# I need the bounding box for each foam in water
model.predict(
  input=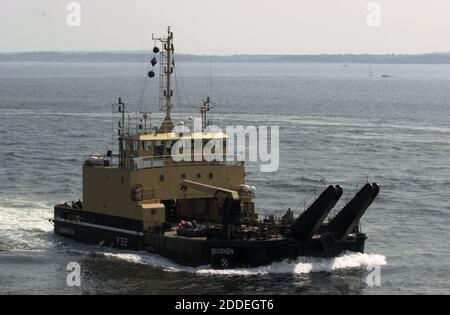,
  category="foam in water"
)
[94,250,387,276]
[0,197,54,250]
